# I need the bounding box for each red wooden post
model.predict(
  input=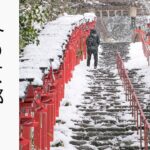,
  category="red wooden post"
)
[20,136,30,150]
[68,44,72,81]
[136,106,139,134]
[34,108,47,150]
[140,114,142,149]
[21,127,31,150]
[41,110,48,150]
[59,63,65,100]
